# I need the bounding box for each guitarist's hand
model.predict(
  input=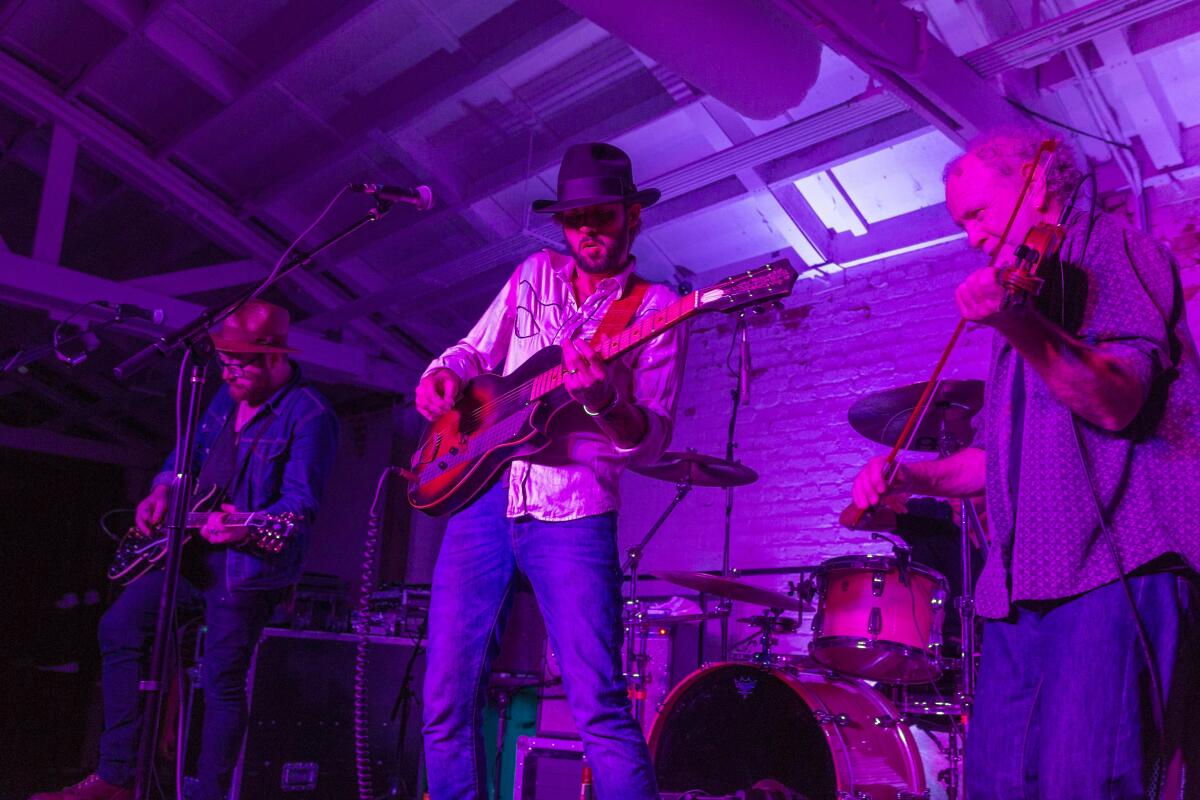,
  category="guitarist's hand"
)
[416,368,462,420]
[135,484,170,535]
[199,503,250,545]
[562,339,614,410]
